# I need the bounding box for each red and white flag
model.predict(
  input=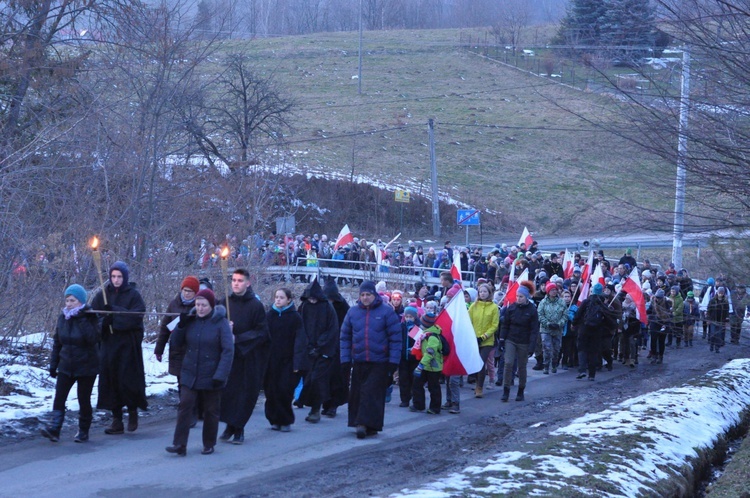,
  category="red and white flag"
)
[576,251,595,304]
[591,261,605,287]
[436,294,483,376]
[622,269,648,325]
[562,249,574,279]
[369,242,385,266]
[518,226,533,247]
[333,224,354,251]
[502,268,529,306]
[450,249,462,283]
